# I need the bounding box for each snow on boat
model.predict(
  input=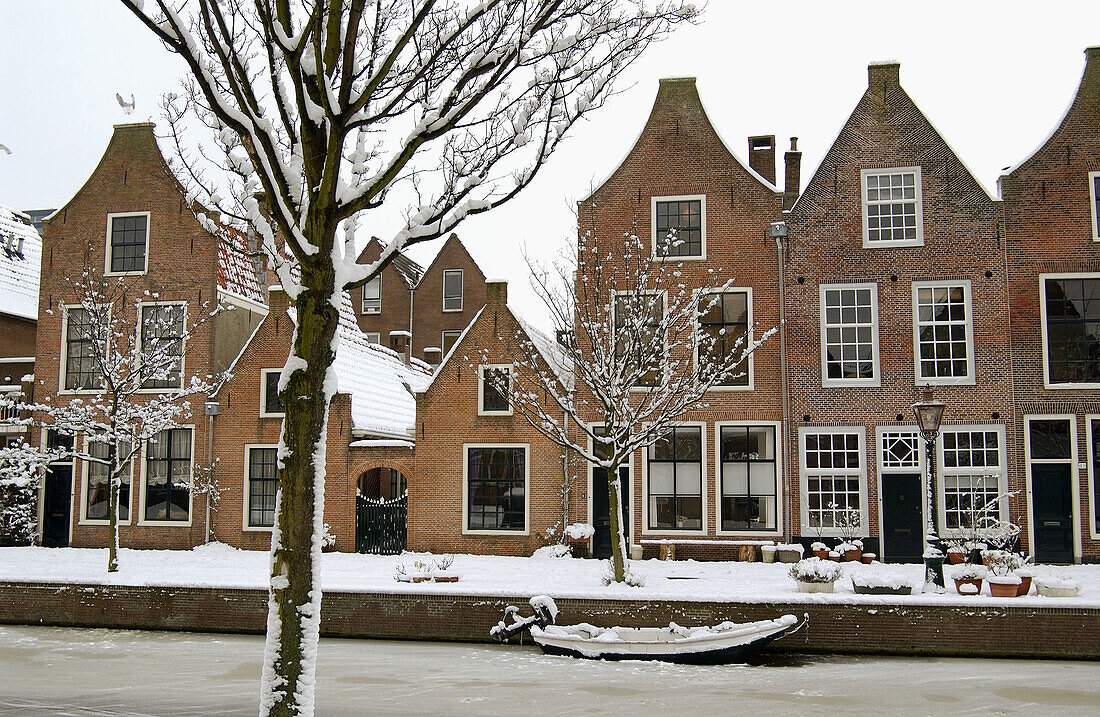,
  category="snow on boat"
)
[491,596,800,664]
